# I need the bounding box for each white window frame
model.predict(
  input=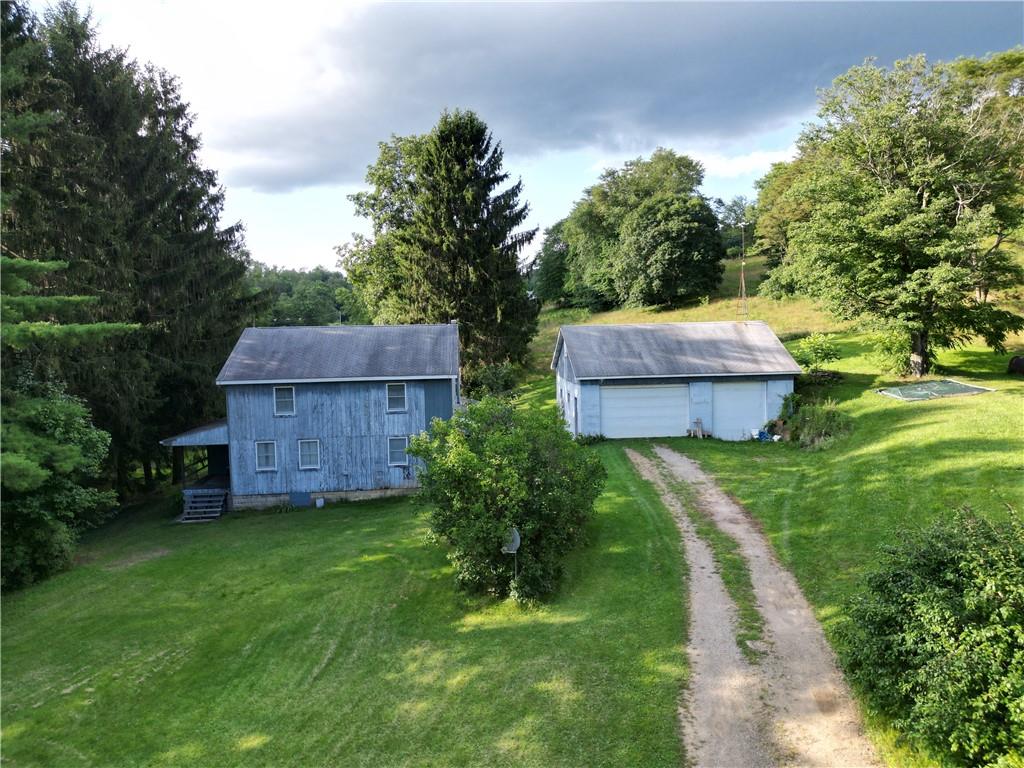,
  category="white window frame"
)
[297,439,321,470]
[273,386,296,417]
[387,436,409,467]
[386,382,407,413]
[255,441,277,472]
